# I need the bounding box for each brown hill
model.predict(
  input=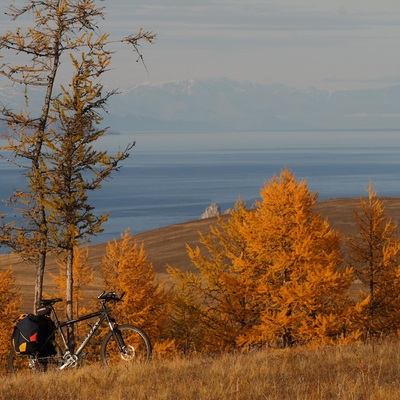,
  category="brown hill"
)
[2,197,400,309]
